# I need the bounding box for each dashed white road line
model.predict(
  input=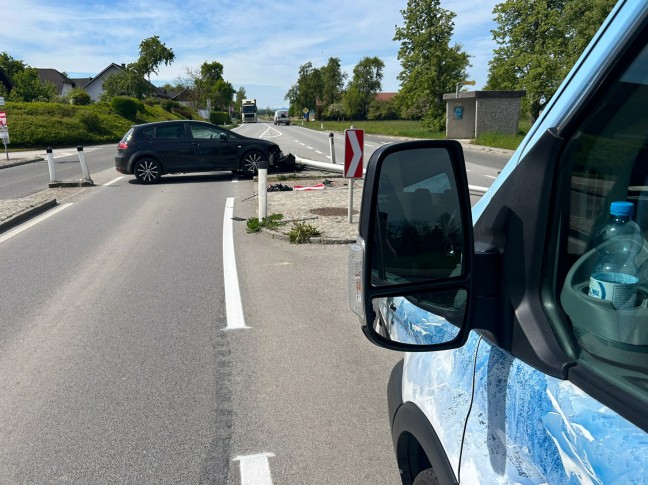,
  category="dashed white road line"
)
[484,174,497,180]
[0,203,73,244]
[103,176,124,186]
[223,197,248,330]
[233,453,274,485]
